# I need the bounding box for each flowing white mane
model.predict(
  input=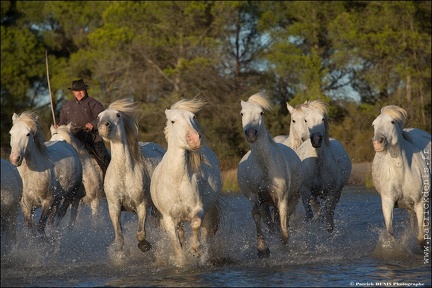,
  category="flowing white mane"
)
[108,99,141,161]
[380,105,412,142]
[380,105,408,127]
[248,93,272,111]
[305,99,329,115]
[170,97,207,113]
